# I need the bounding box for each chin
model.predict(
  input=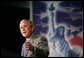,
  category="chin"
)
[23,35,30,38]
[22,34,27,37]
[23,35,27,37]
[26,35,30,38]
